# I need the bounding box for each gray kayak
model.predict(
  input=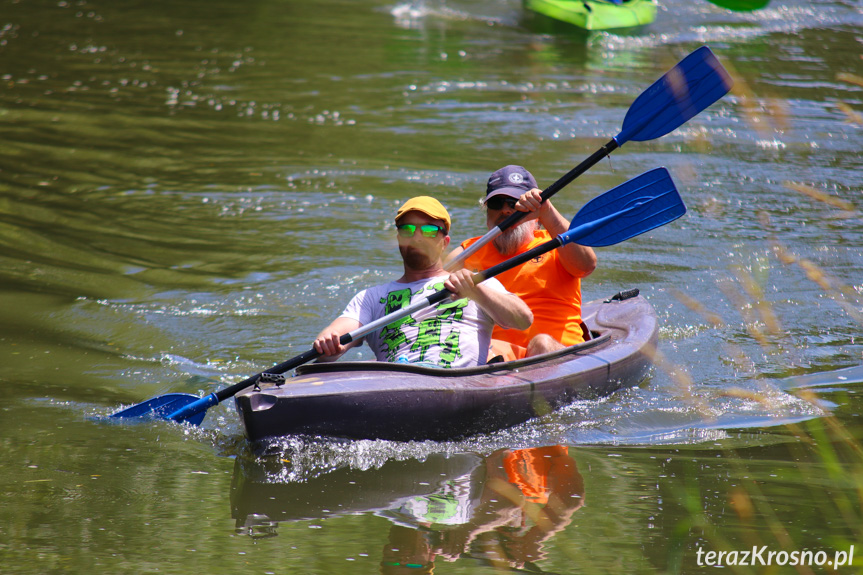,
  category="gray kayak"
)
[235,290,657,442]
